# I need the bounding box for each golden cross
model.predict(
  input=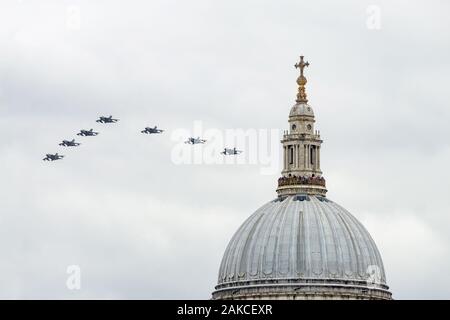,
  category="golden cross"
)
[294,56,309,77]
